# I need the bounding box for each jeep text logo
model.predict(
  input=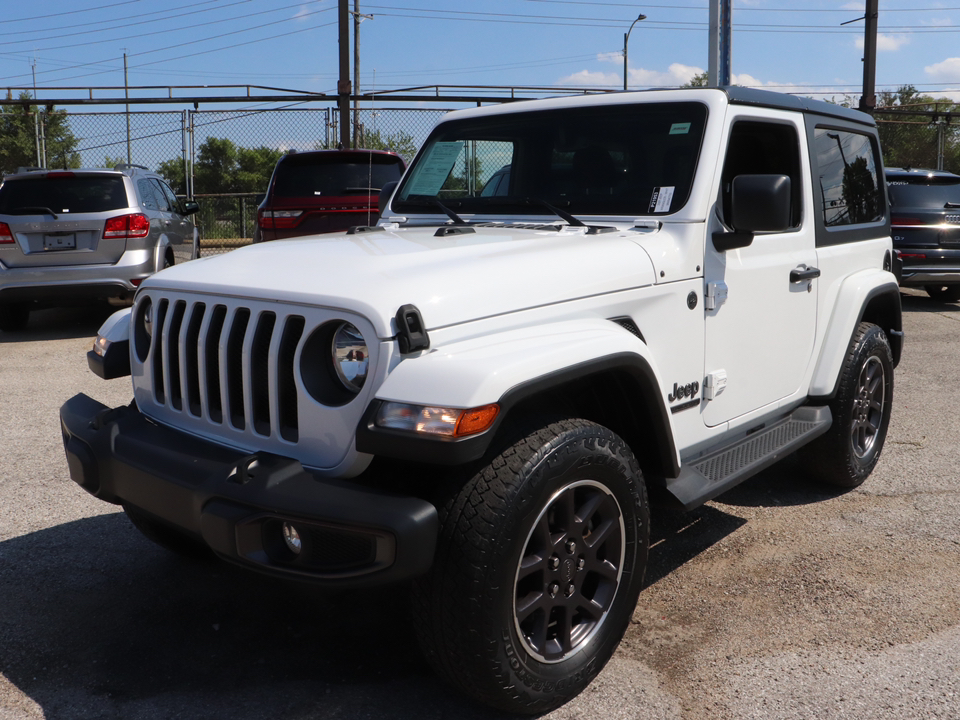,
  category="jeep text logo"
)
[668,381,700,403]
